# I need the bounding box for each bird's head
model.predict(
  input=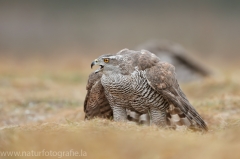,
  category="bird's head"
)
[91,55,120,74]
